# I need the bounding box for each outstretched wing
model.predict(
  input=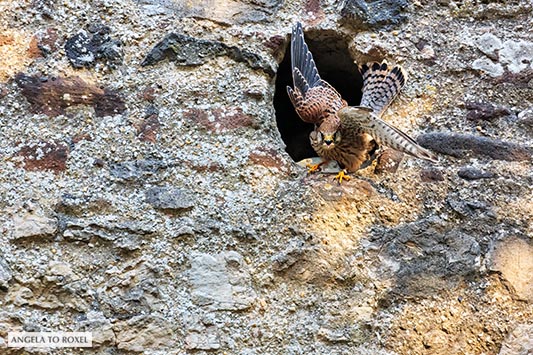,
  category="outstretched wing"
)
[286,22,345,124]
[359,61,406,118]
[338,106,438,162]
